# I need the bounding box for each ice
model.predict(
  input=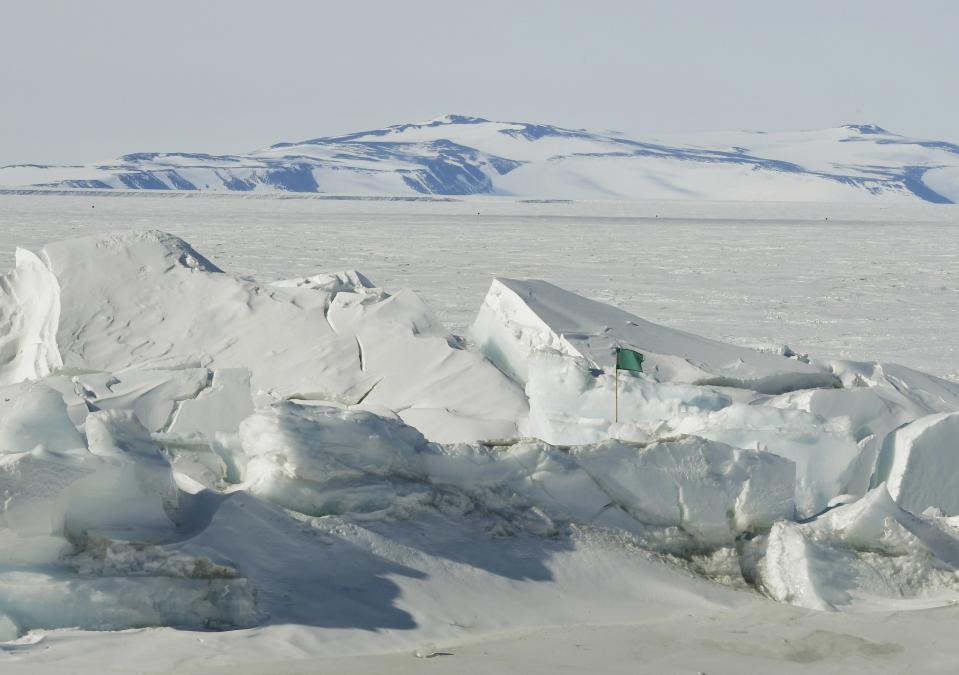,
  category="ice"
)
[0,448,98,565]
[571,436,795,547]
[471,277,840,392]
[0,410,179,565]
[238,401,793,549]
[521,336,856,516]
[874,412,959,515]
[0,248,62,386]
[72,368,211,432]
[1,223,959,666]
[240,402,430,516]
[41,229,526,443]
[473,278,959,517]
[167,368,254,438]
[78,410,180,537]
[0,569,257,633]
[0,380,84,454]
[760,486,959,610]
